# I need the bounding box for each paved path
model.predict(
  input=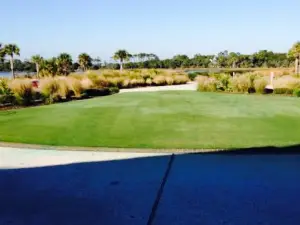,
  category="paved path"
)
[1,147,300,225]
[119,82,197,93]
